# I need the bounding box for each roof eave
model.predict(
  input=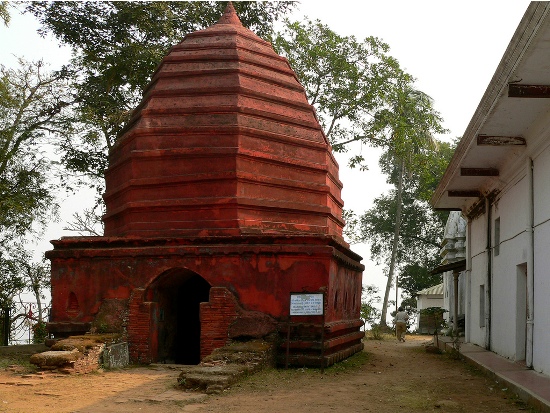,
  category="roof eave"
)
[431,2,550,211]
